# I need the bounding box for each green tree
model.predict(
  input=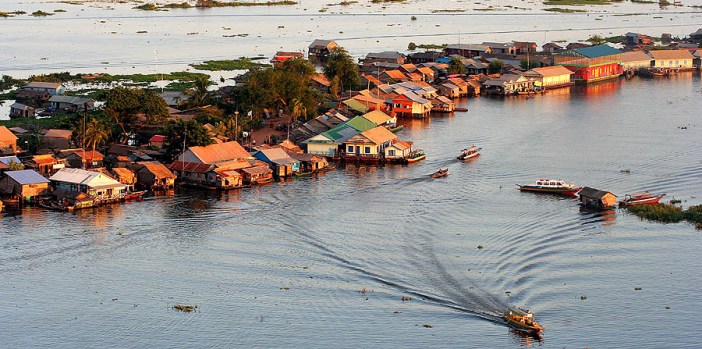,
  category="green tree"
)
[290,98,307,124]
[323,47,360,92]
[520,59,539,70]
[215,118,239,142]
[84,118,110,152]
[408,42,417,50]
[448,57,466,75]
[163,119,214,161]
[330,75,340,99]
[488,60,504,74]
[586,35,606,46]
[186,75,213,108]
[104,86,168,142]
[8,160,24,171]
